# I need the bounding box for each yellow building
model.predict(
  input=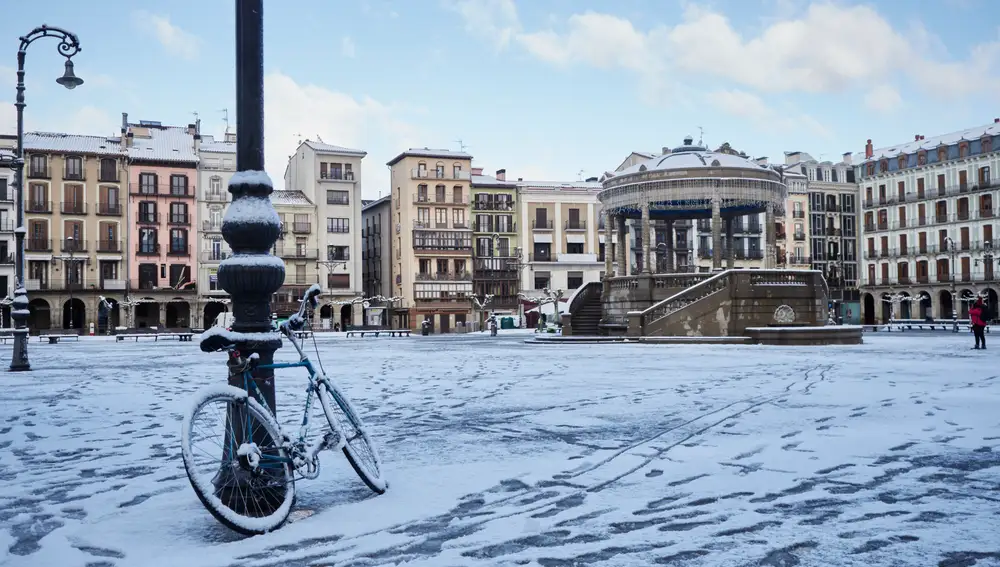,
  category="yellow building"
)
[387,148,473,332]
[471,168,519,319]
[269,190,321,318]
